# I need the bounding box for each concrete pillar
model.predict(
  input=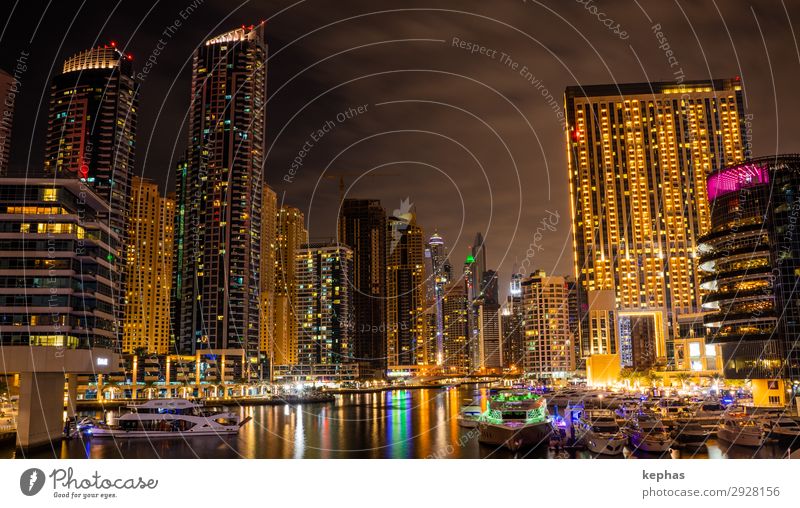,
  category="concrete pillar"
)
[16,372,65,450]
[66,374,78,417]
[97,374,104,402]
